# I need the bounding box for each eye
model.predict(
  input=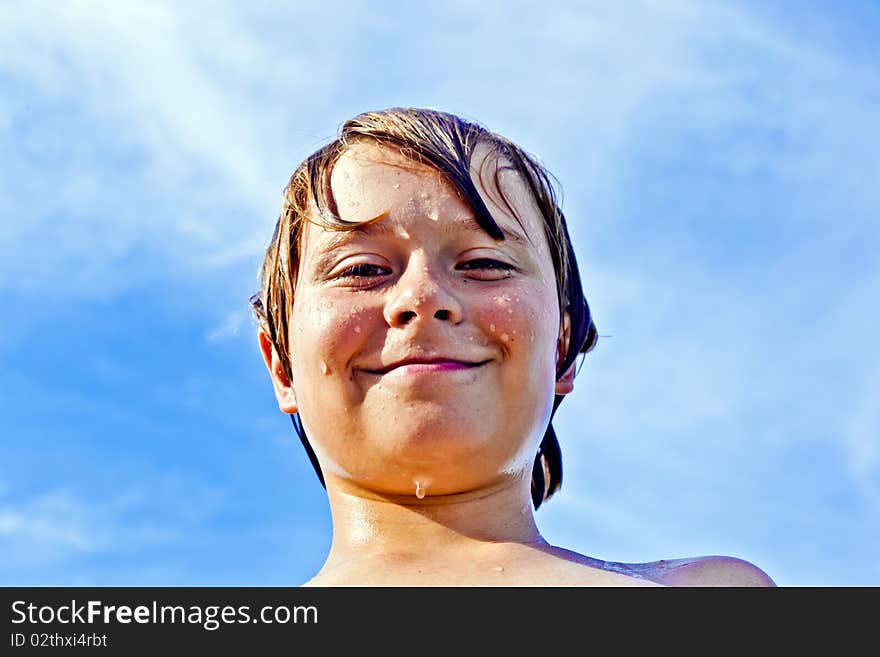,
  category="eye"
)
[456,258,514,277]
[337,263,391,278]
